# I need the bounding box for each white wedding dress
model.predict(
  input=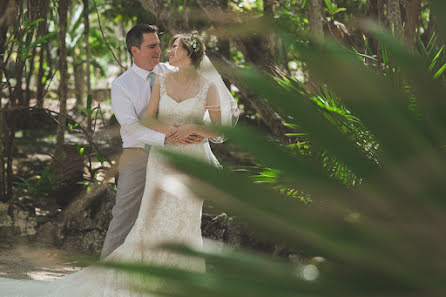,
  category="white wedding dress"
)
[0,75,220,297]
